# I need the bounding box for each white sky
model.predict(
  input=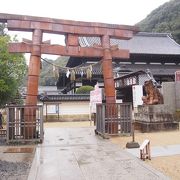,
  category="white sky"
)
[0,0,170,60]
[1,0,170,25]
